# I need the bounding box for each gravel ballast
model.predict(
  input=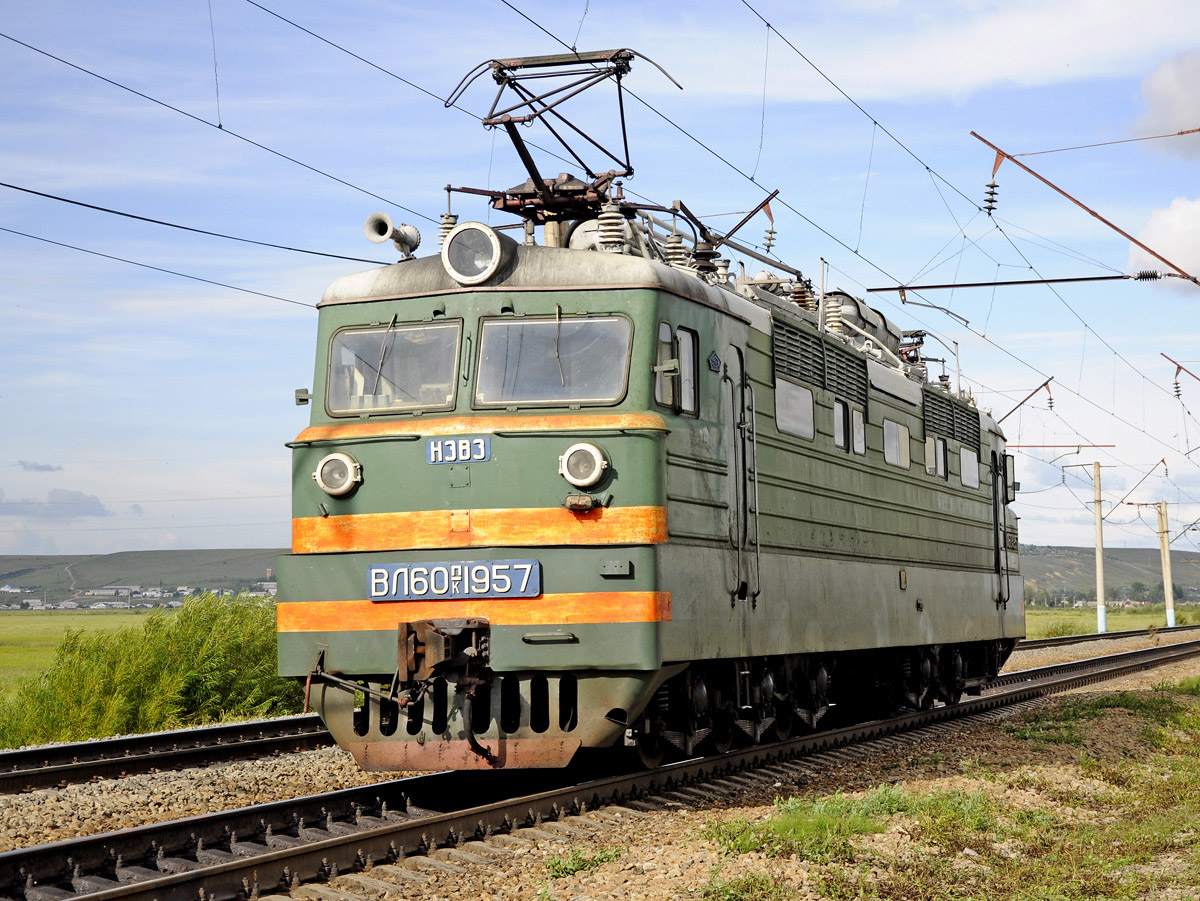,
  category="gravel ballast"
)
[2,635,1197,875]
